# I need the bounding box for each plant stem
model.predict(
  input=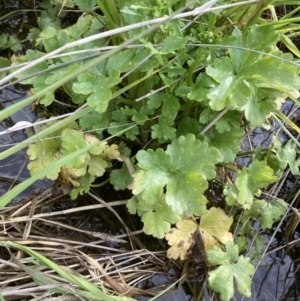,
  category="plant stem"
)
[184,48,203,117]
[246,0,274,27]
